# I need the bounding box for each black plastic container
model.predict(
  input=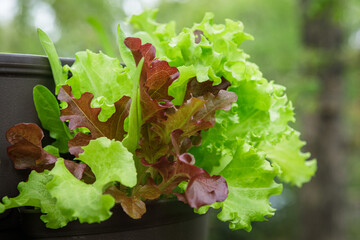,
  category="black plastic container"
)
[0,53,73,238]
[0,53,209,239]
[21,199,208,240]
